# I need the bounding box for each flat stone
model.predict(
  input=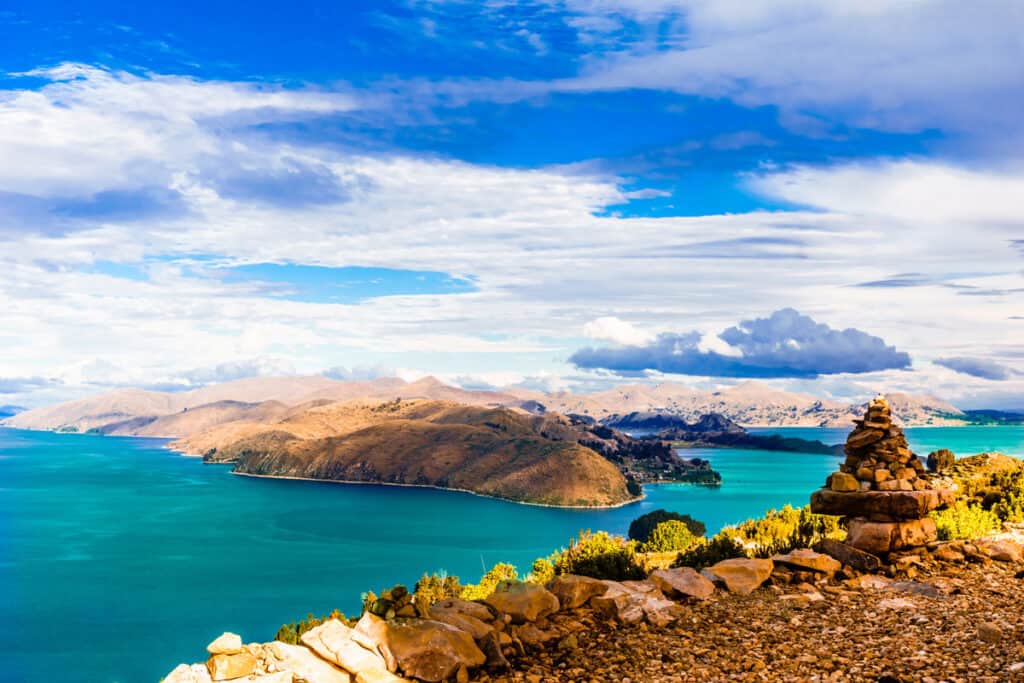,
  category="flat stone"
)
[207,632,244,655]
[810,488,955,520]
[847,428,885,449]
[545,574,608,609]
[829,472,859,492]
[704,558,774,595]
[771,549,841,575]
[427,599,494,623]
[846,517,938,554]
[265,641,353,683]
[484,582,559,624]
[301,619,408,683]
[649,567,715,600]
